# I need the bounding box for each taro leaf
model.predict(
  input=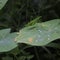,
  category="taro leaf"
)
[0,0,8,10]
[0,29,18,52]
[15,19,60,46]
